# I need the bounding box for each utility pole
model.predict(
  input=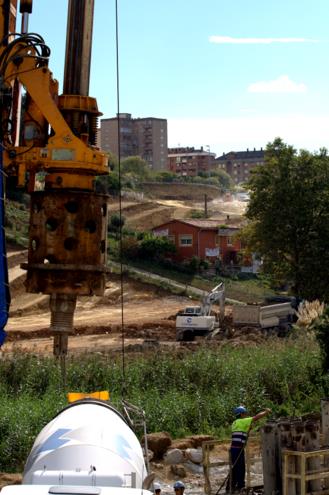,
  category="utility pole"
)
[204,194,208,218]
